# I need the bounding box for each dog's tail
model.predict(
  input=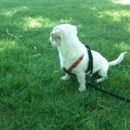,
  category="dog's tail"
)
[109,52,127,66]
